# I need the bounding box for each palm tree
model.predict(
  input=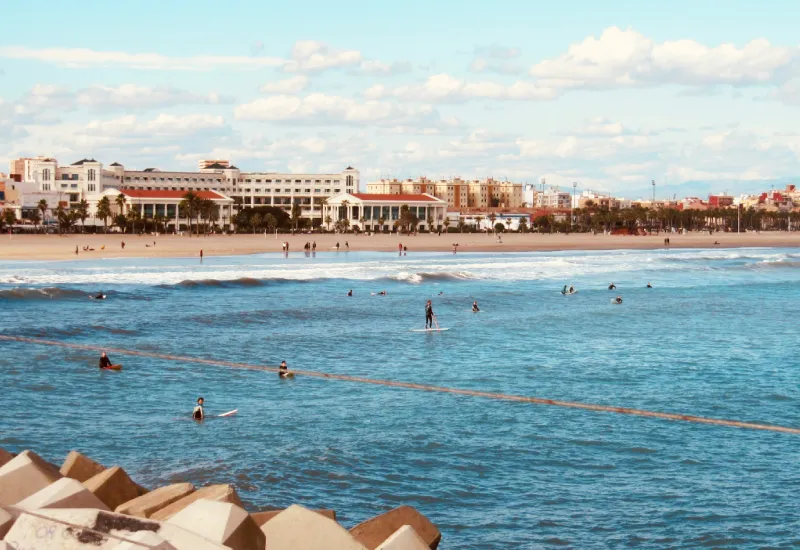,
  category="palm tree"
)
[251,213,262,234]
[359,216,366,231]
[198,199,217,234]
[114,214,127,233]
[488,212,497,234]
[443,217,451,233]
[115,193,127,216]
[179,191,200,236]
[506,217,512,231]
[456,218,465,233]
[518,216,529,233]
[427,215,434,232]
[475,216,484,232]
[3,208,16,229]
[290,203,302,231]
[76,199,89,233]
[126,206,141,234]
[378,216,385,233]
[37,199,48,228]
[324,215,333,231]
[30,209,41,231]
[265,213,277,233]
[54,204,66,234]
[96,196,112,233]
